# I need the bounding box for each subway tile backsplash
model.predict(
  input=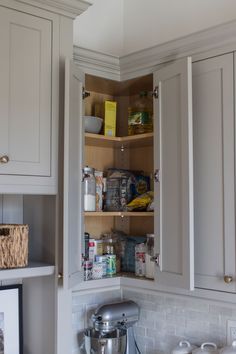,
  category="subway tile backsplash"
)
[72,287,236,354]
